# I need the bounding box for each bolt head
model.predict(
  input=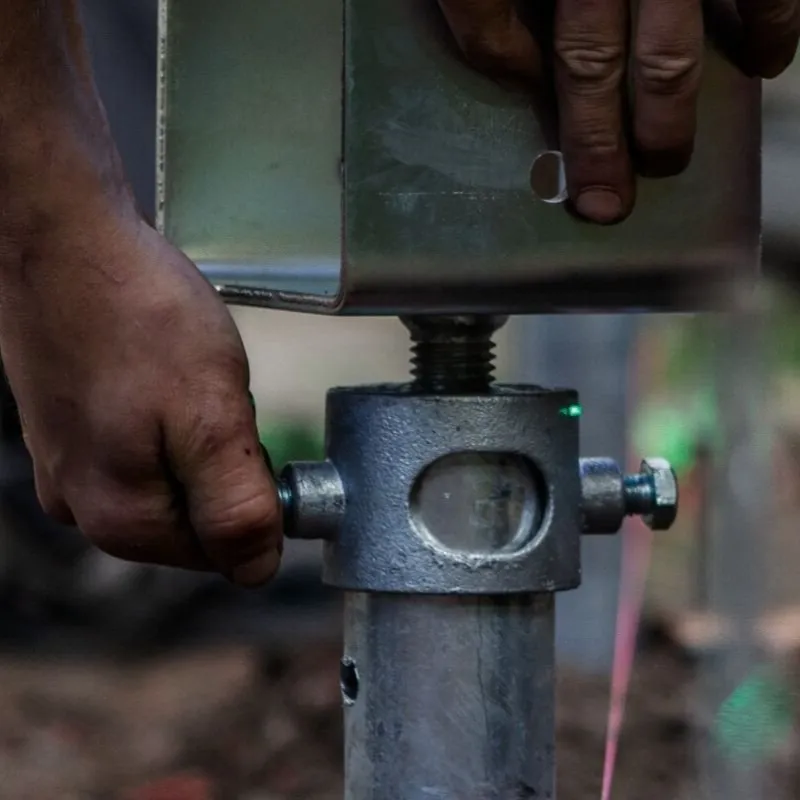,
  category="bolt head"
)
[640,457,678,531]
